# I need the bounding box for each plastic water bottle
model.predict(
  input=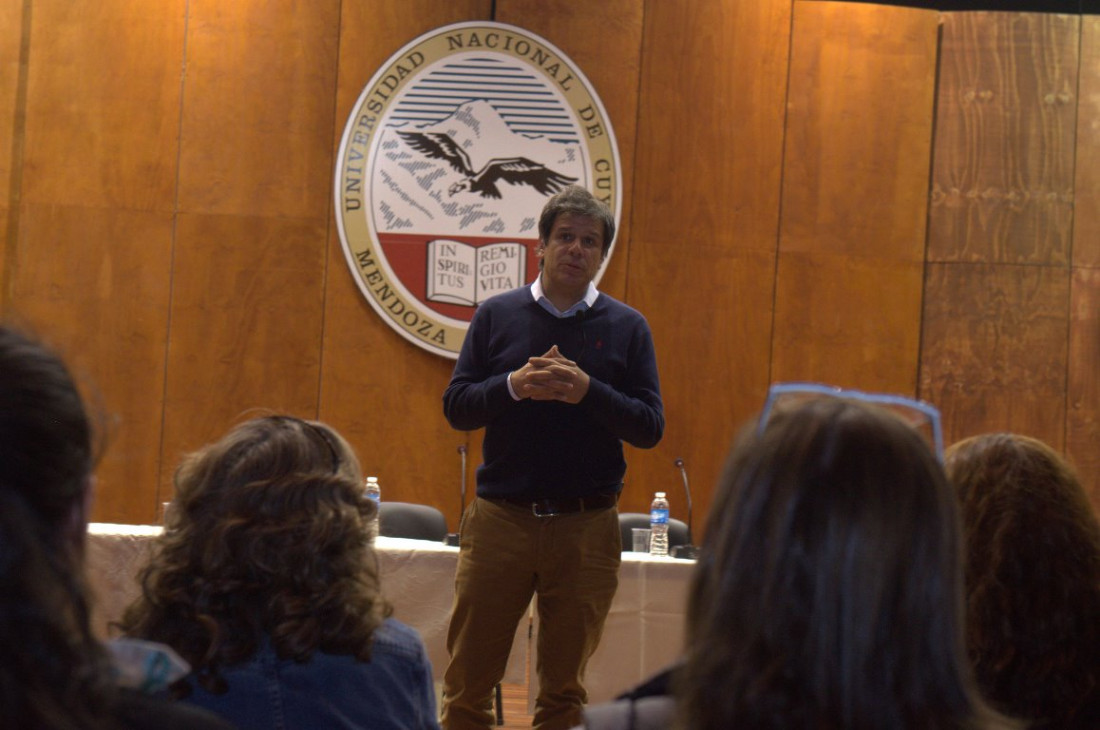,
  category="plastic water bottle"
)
[365,476,381,504]
[650,491,670,557]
